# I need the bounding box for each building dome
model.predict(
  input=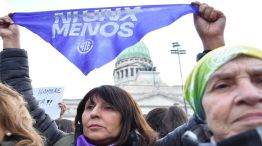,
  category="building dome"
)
[117,42,151,61]
[114,41,154,85]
